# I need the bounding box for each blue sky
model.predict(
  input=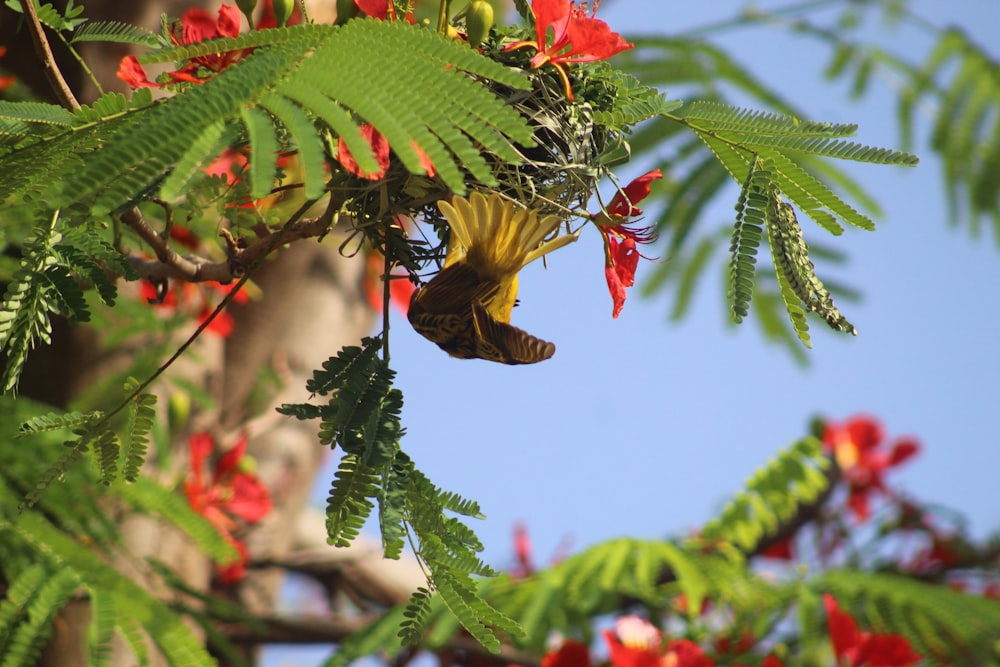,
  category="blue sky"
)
[268,1,1000,663]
